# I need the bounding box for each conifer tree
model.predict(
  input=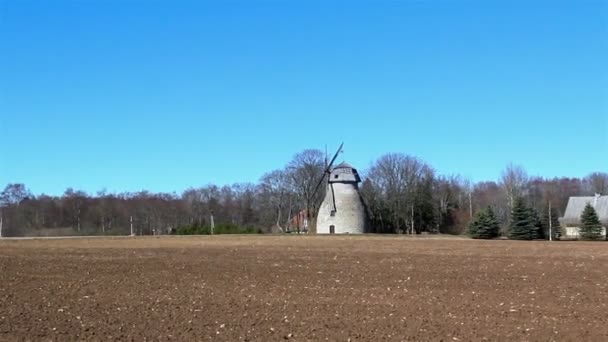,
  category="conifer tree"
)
[483,206,500,238]
[579,203,603,240]
[467,210,482,238]
[508,197,537,240]
[468,206,500,239]
[528,207,544,239]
